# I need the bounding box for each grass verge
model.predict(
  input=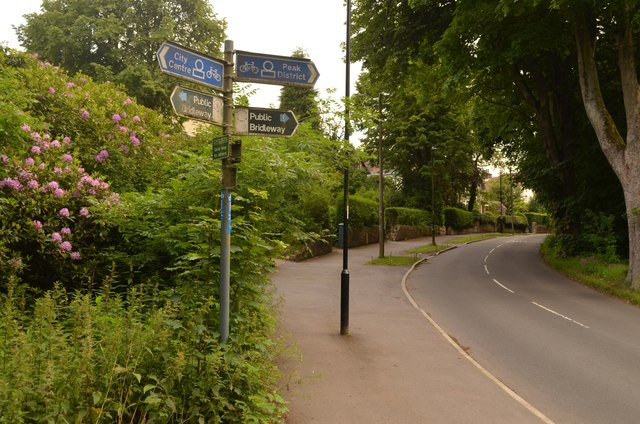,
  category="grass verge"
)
[540,238,640,305]
[368,256,420,266]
